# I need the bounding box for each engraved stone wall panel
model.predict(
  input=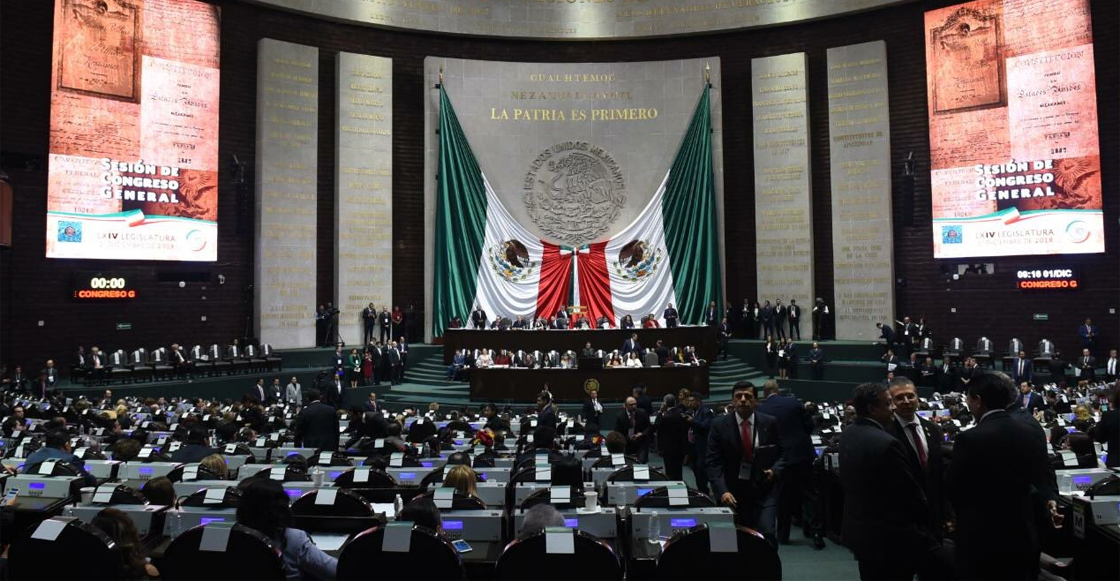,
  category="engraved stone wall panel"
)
[336,52,392,346]
[827,40,895,340]
[255,39,319,349]
[752,52,813,340]
[246,0,911,40]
